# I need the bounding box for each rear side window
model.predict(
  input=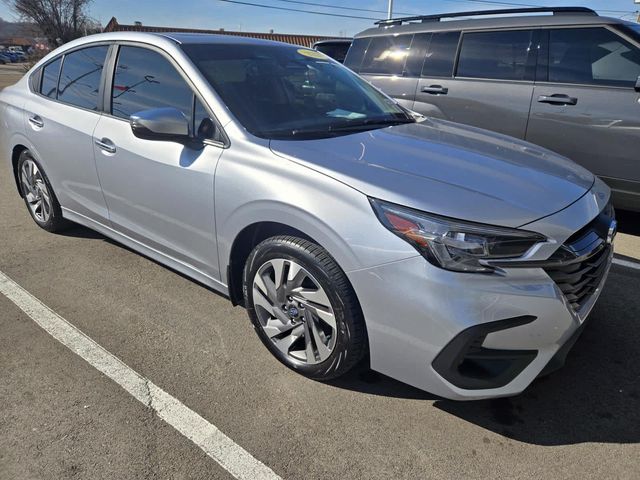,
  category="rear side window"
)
[40,57,62,99]
[548,28,640,87]
[344,37,369,72]
[58,46,109,110]
[422,31,460,78]
[111,46,193,120]
[359,35,413,75]
[457,30,536,81]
